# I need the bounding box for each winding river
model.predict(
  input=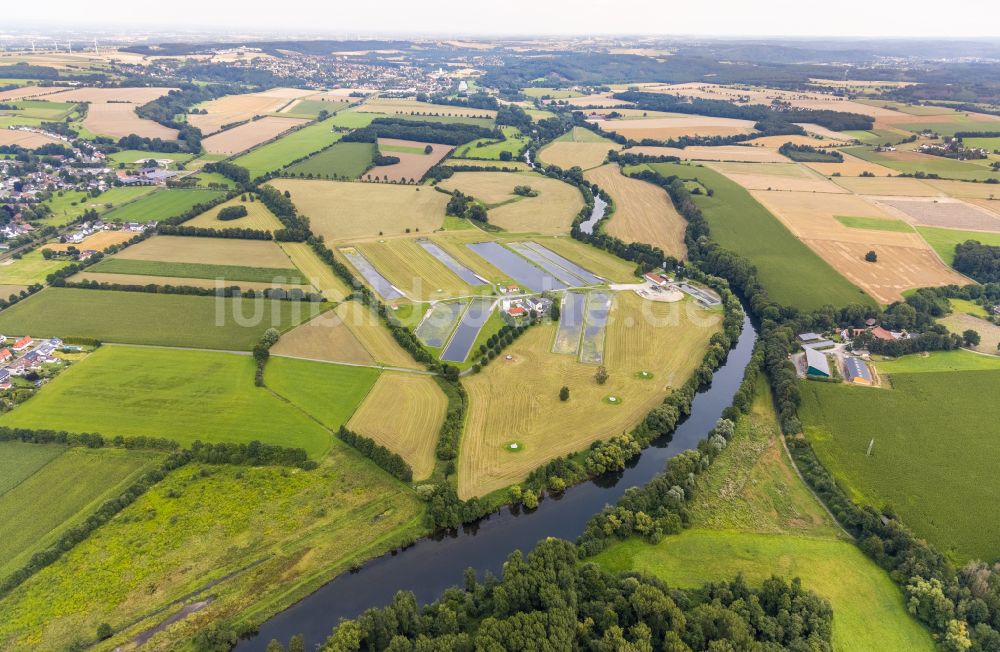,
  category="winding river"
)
[238,312,758,649]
